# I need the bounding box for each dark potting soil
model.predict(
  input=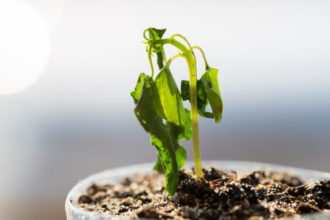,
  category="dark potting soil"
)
[78,167,330,219]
